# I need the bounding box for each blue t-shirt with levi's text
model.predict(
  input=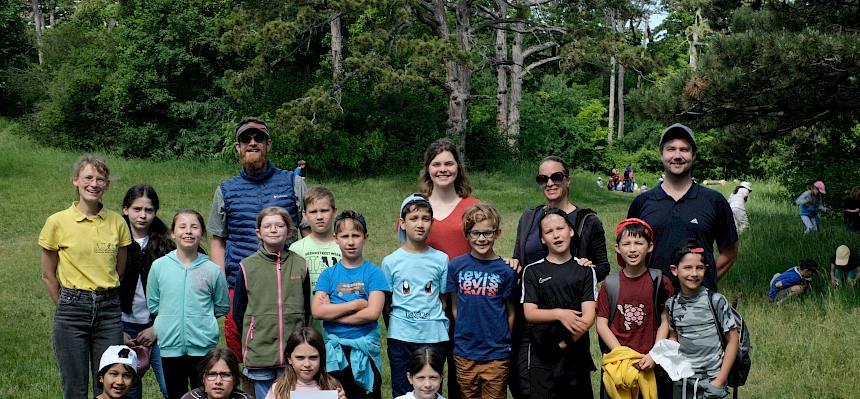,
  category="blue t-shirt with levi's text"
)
[314,261,390,339]
[447,253,517,361]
